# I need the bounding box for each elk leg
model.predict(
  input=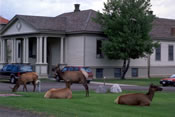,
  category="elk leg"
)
[83,83,89,97]
[66,81,71,89]
[32,81,36,92]
[23,83,27,92]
